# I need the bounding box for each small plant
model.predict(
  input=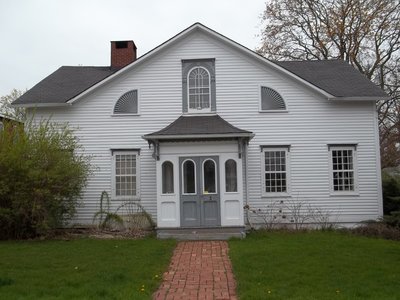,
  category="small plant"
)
[116,201,155,230]
[349,221,400,241]
[284,199,314,230]
[245,200,285,230]
[92,191,123,230]
[245,198,336,230]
